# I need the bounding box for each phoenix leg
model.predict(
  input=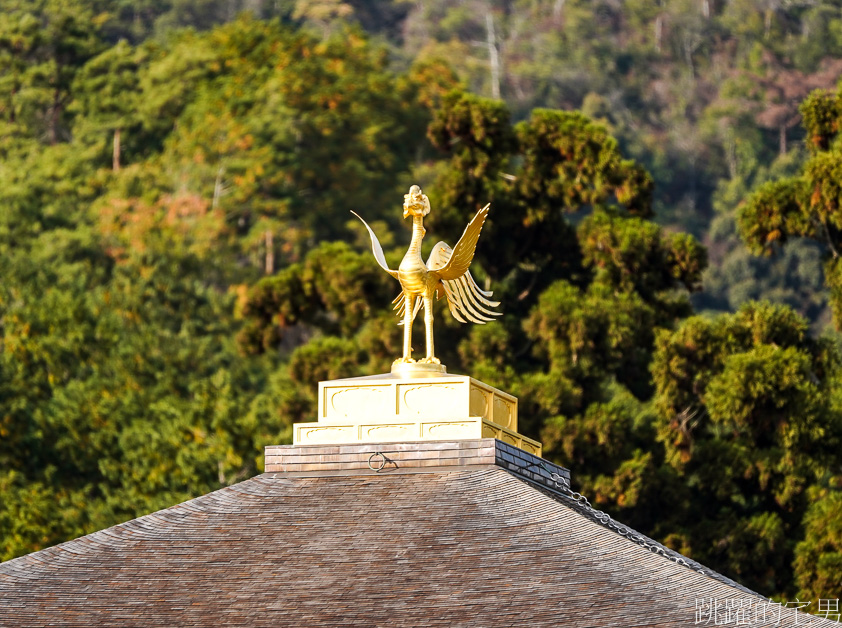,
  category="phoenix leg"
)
[400,294,415,363]
[421,294,439,364]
